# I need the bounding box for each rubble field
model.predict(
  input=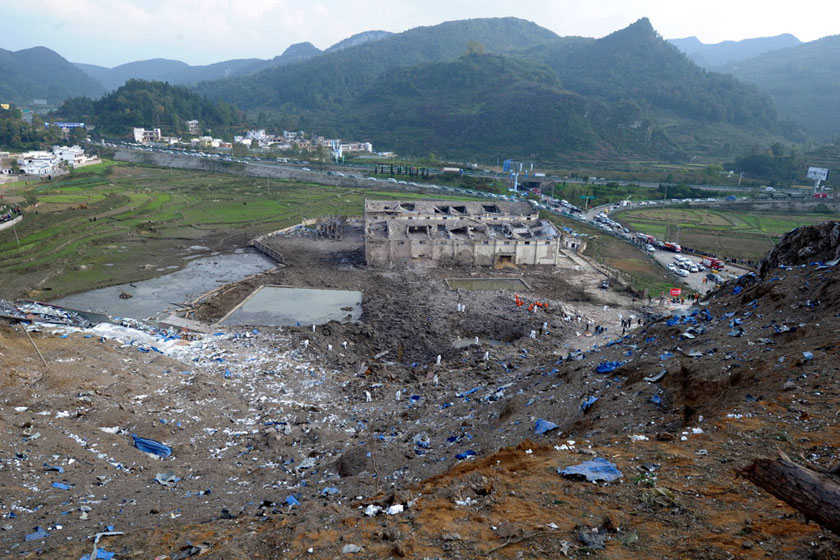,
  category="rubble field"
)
[1,222,838,559]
